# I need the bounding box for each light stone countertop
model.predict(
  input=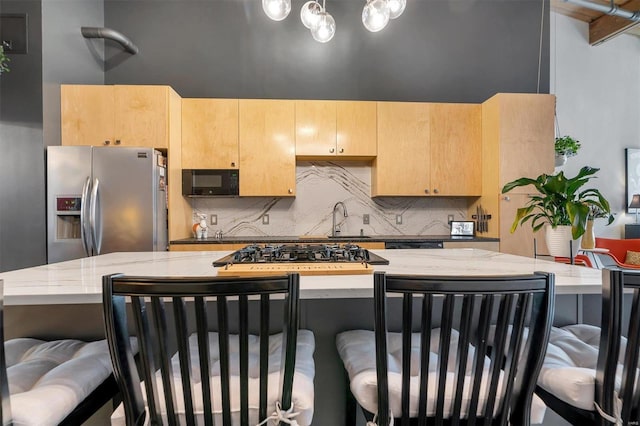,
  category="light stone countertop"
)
[0,249,603,306]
